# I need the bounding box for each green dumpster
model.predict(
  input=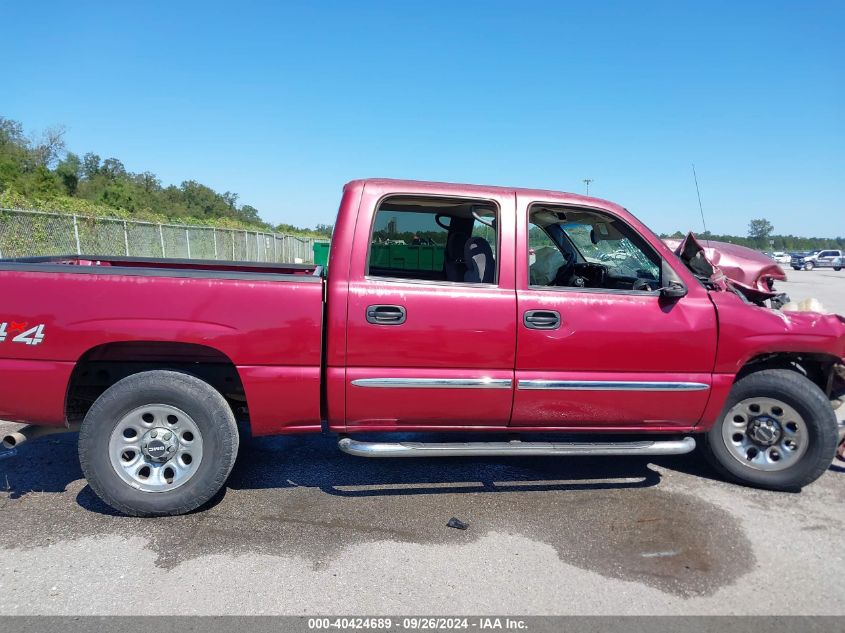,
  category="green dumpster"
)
[313,241,330,267]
